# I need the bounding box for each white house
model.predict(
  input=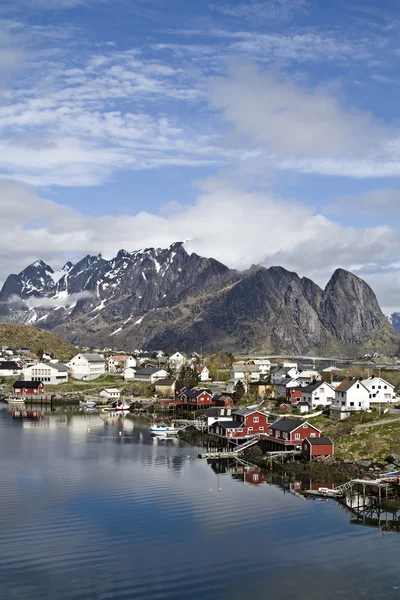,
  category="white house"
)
[253,359,272,376]
[123,367,137,381]
[330,379,370,420]
[67,353,105,380]
[197,365,211,382]
[206,407,235,429]
[297,370,322,385]
[361,376,396,405]
[271,366,299,384]
[23,361,69,385]
[0,361,22,377]
[231,364,261,383]
[128,368,169,384]
[301,381,335,410]
[99,388,121,401]
[168,352,187,372]
[107,355,137,372]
